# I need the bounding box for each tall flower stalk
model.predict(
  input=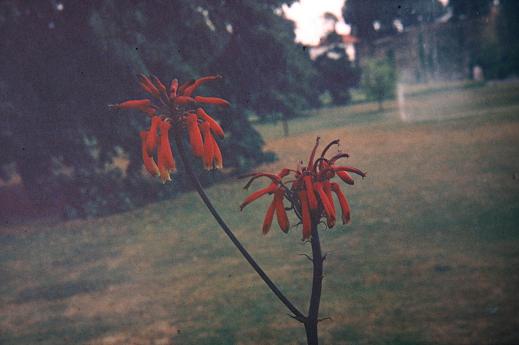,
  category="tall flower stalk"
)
[240,137,365,343]
[111,75,365,345]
